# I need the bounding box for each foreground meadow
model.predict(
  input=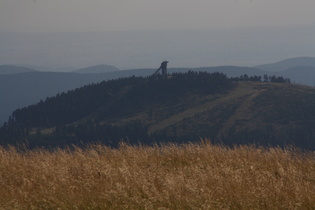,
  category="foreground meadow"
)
[0,141,314,209]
